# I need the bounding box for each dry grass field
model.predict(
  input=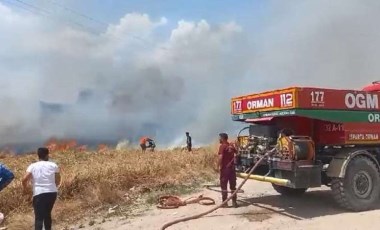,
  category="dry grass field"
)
[0,147,218,229]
